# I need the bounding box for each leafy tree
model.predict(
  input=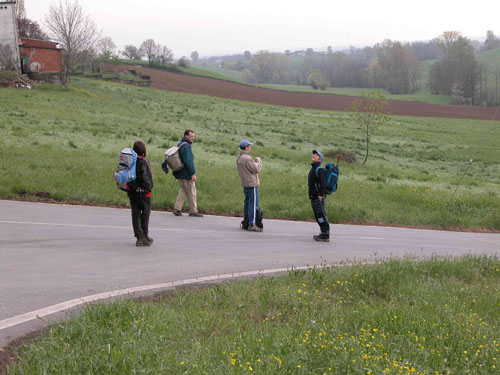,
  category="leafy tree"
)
[247,51,289,84]
[307,69,328,90]
[430,31,485,105]
[243,50,252,60]
[190,50,199,64]
[347,90,391,165]
[122,45,143,60]
[178,56,189,67]
[372,39,420,94]
[483,30,500,51]
[44,0,100,83]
